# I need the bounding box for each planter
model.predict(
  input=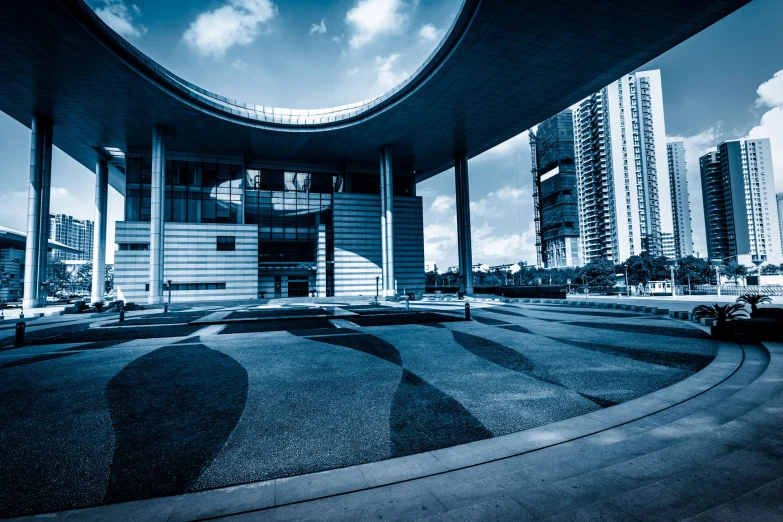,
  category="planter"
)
[710,323,734,341]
